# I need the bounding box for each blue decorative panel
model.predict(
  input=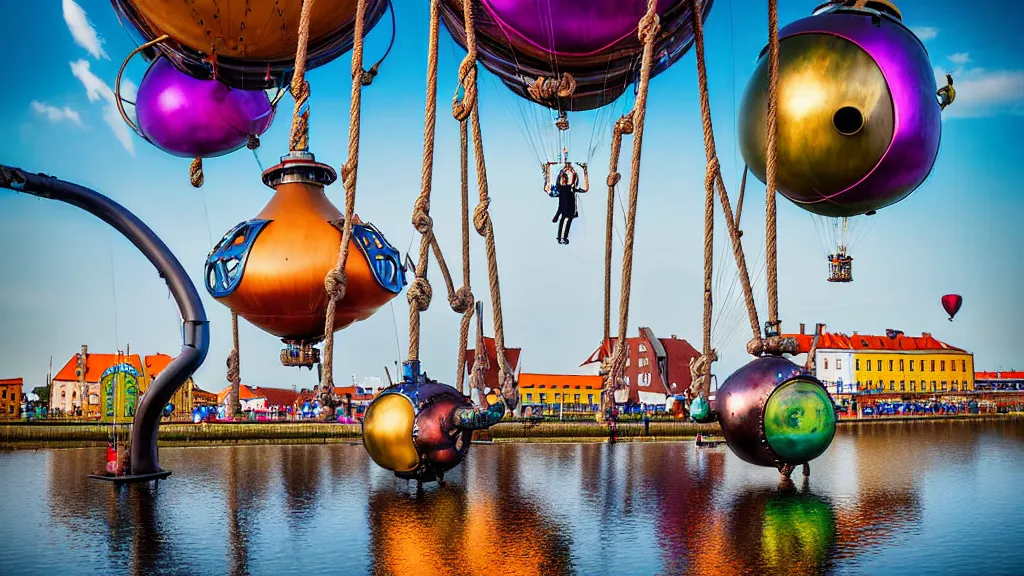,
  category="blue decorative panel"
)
[204,219,271,298]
